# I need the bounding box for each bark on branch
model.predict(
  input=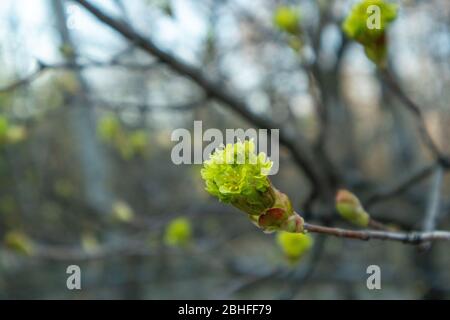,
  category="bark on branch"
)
[304,223,450,244]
